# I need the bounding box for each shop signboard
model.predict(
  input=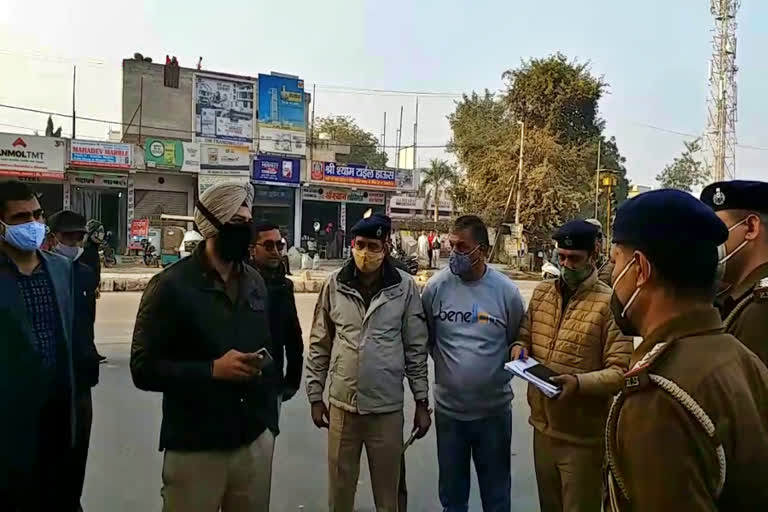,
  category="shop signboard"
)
[389,195,452,211]
[310,161,396,189]
[145,139,201,173]
[68,172,128,188]
[194,74,255,146]
[396,169,415,190]
[130,218,150,237]
[198,174,250,197]
[0,134,66,179]
[257,74,306,156]
[302,186,386,205]
[198,144,250,176]
[252,155,300,187]
[70,140,132,170]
